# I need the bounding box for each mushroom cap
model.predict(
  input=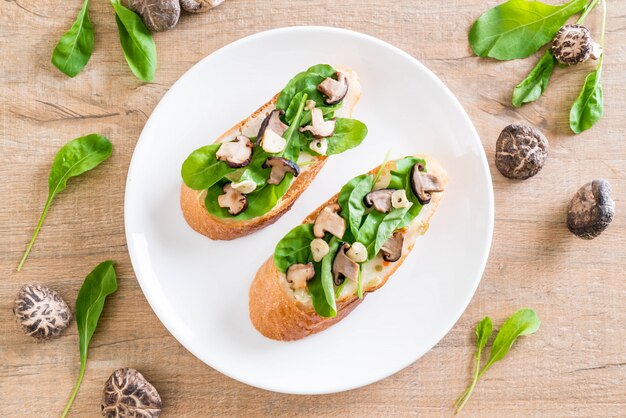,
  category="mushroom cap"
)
[121,0,180,32]
[332,243,360,285]
[216,135,253,168]
[317,72,349,105]
[180,0,224,13]
[364,189,395,213]
[102,368,162,418]
[551,24,594,66]
[217,183,248,215]
[567,179,615,240]
[13,283,72,340]
[313,204,346,239]
[263,157,300,185]
[286,263,315,290]
[495,124,549,180]
[410,163,445,204]
[380,231,404,262]
[299,107,336,138]
[257,109,288,146]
